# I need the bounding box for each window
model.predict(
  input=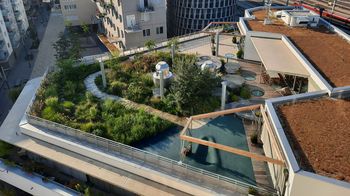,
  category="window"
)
[156,26,163,34]
[143,29,151,37]
[64,4,77,10]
